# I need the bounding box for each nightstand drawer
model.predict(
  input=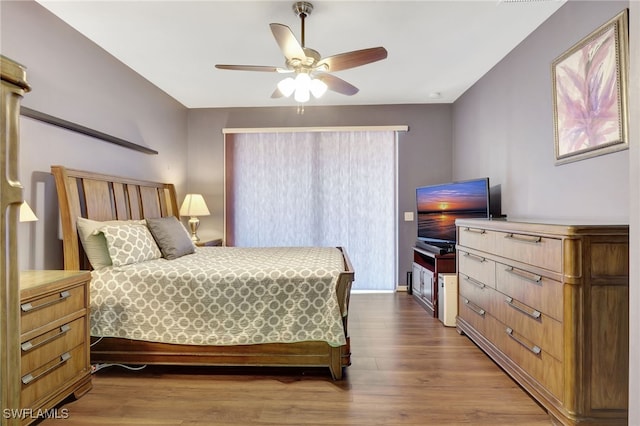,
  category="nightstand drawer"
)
[21,284,86,334]
[19,270,92,423]
[21,343,88,409]
[21,316,87,375]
